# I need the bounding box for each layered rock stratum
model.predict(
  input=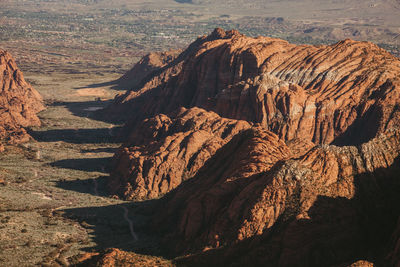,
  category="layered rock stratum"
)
[103,29,400,266]
[117,50,181,90]
[0,49,44,146]
[106,28,400,145]
[107,28,400,200]
[109,107,251,200]
[157,129,400,266]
